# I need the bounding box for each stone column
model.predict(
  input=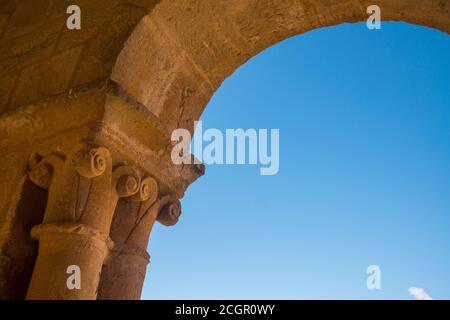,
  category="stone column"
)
[26,142,142,300]
[0,85,203,300]
[97,174,181,300]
